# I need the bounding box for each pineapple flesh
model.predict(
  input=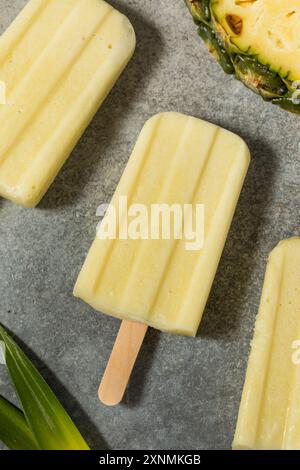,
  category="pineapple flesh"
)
[185,0,300,113]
